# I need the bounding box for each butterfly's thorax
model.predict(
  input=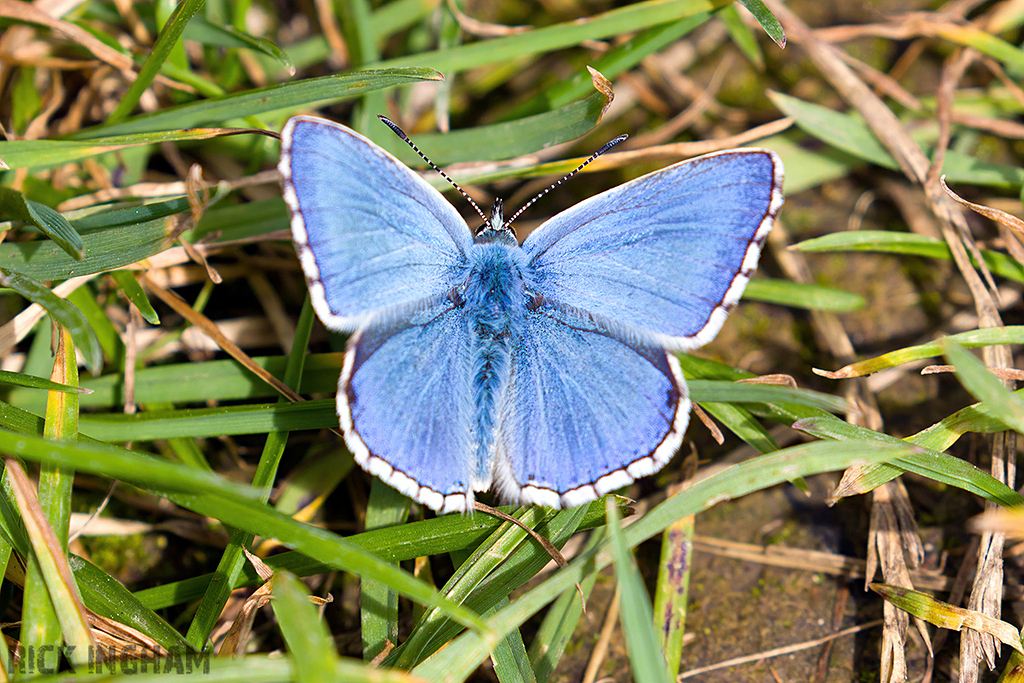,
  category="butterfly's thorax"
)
[460,239,533,484]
